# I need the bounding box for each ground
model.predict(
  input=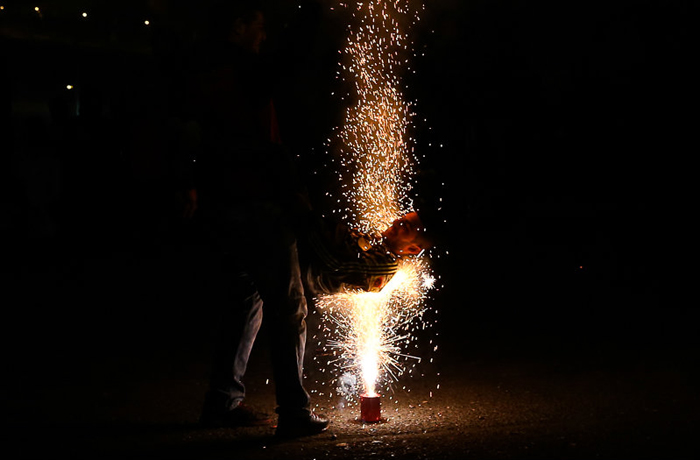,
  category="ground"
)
[2,235,697,459]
